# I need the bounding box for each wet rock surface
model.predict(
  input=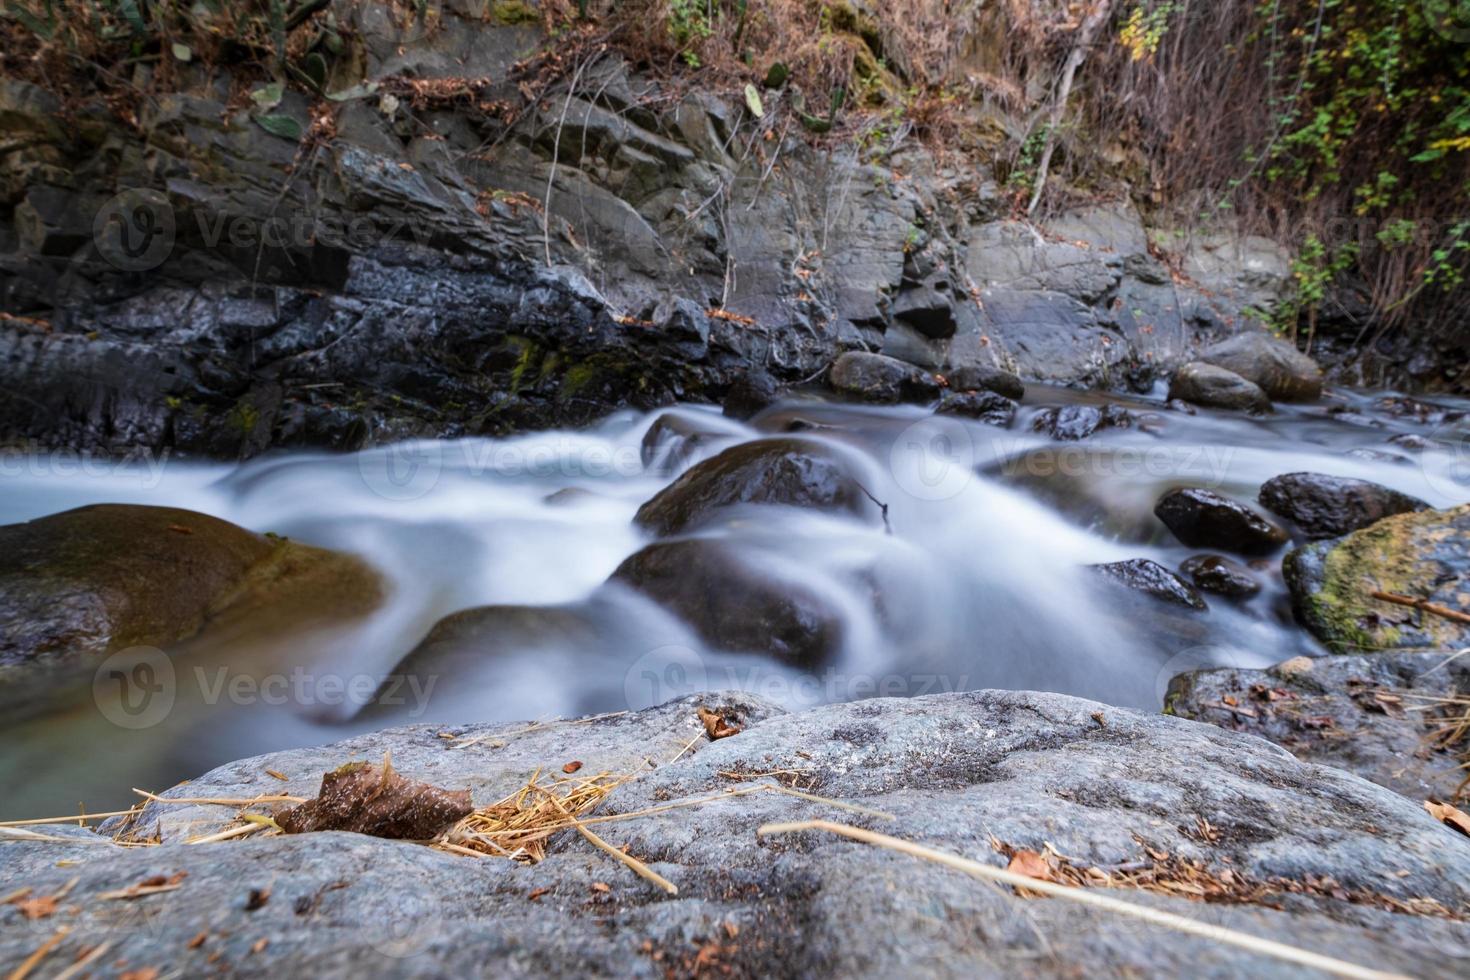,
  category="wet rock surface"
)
[0,504,381,713]
[1090,559,1207,610]
[1284,504,1470,652]
[610,540,844,667]
[633,438,878,536]
[1154,488,1289,556]
[943,362,1025,400]
[638,411,737,473]
[1178,554,1262,599]
[935,390,1017,427]
[1258,471,1428,540]
[3,691,1466,979]
[1196,333,1324,402]
[827,351,941,404]
[1168,652,1470,803]
[1167,362,1272,413]
[1030,404,1133,441]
